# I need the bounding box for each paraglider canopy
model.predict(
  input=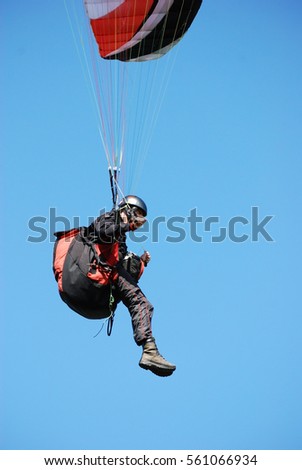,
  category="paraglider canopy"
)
[84,0,203,61]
